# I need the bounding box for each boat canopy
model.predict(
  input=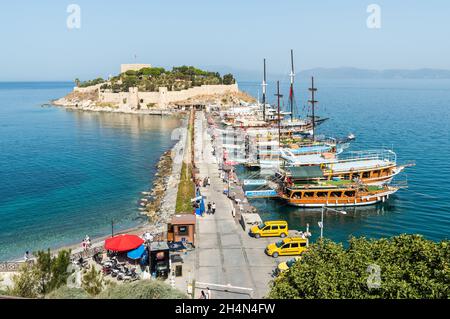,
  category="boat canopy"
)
[287,166,324,179]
